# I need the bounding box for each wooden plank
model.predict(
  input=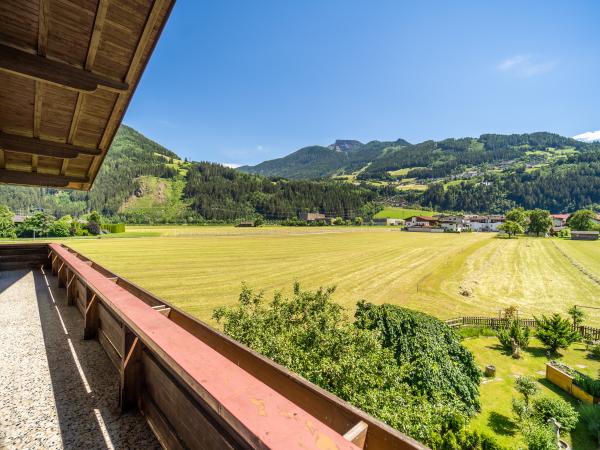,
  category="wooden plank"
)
[37,0,50,58]
[120,334,142,411]
[0,169,88,188]
[140,392,185,450]
[98,303,124,356]
[0,44,129,93]
[66,272,77,305]
[34,82,43,139]
[84,293,99,340]
[86,0,110,71]
[99,328,122,370]
[0,132,102,158]
[344,421,368,449]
